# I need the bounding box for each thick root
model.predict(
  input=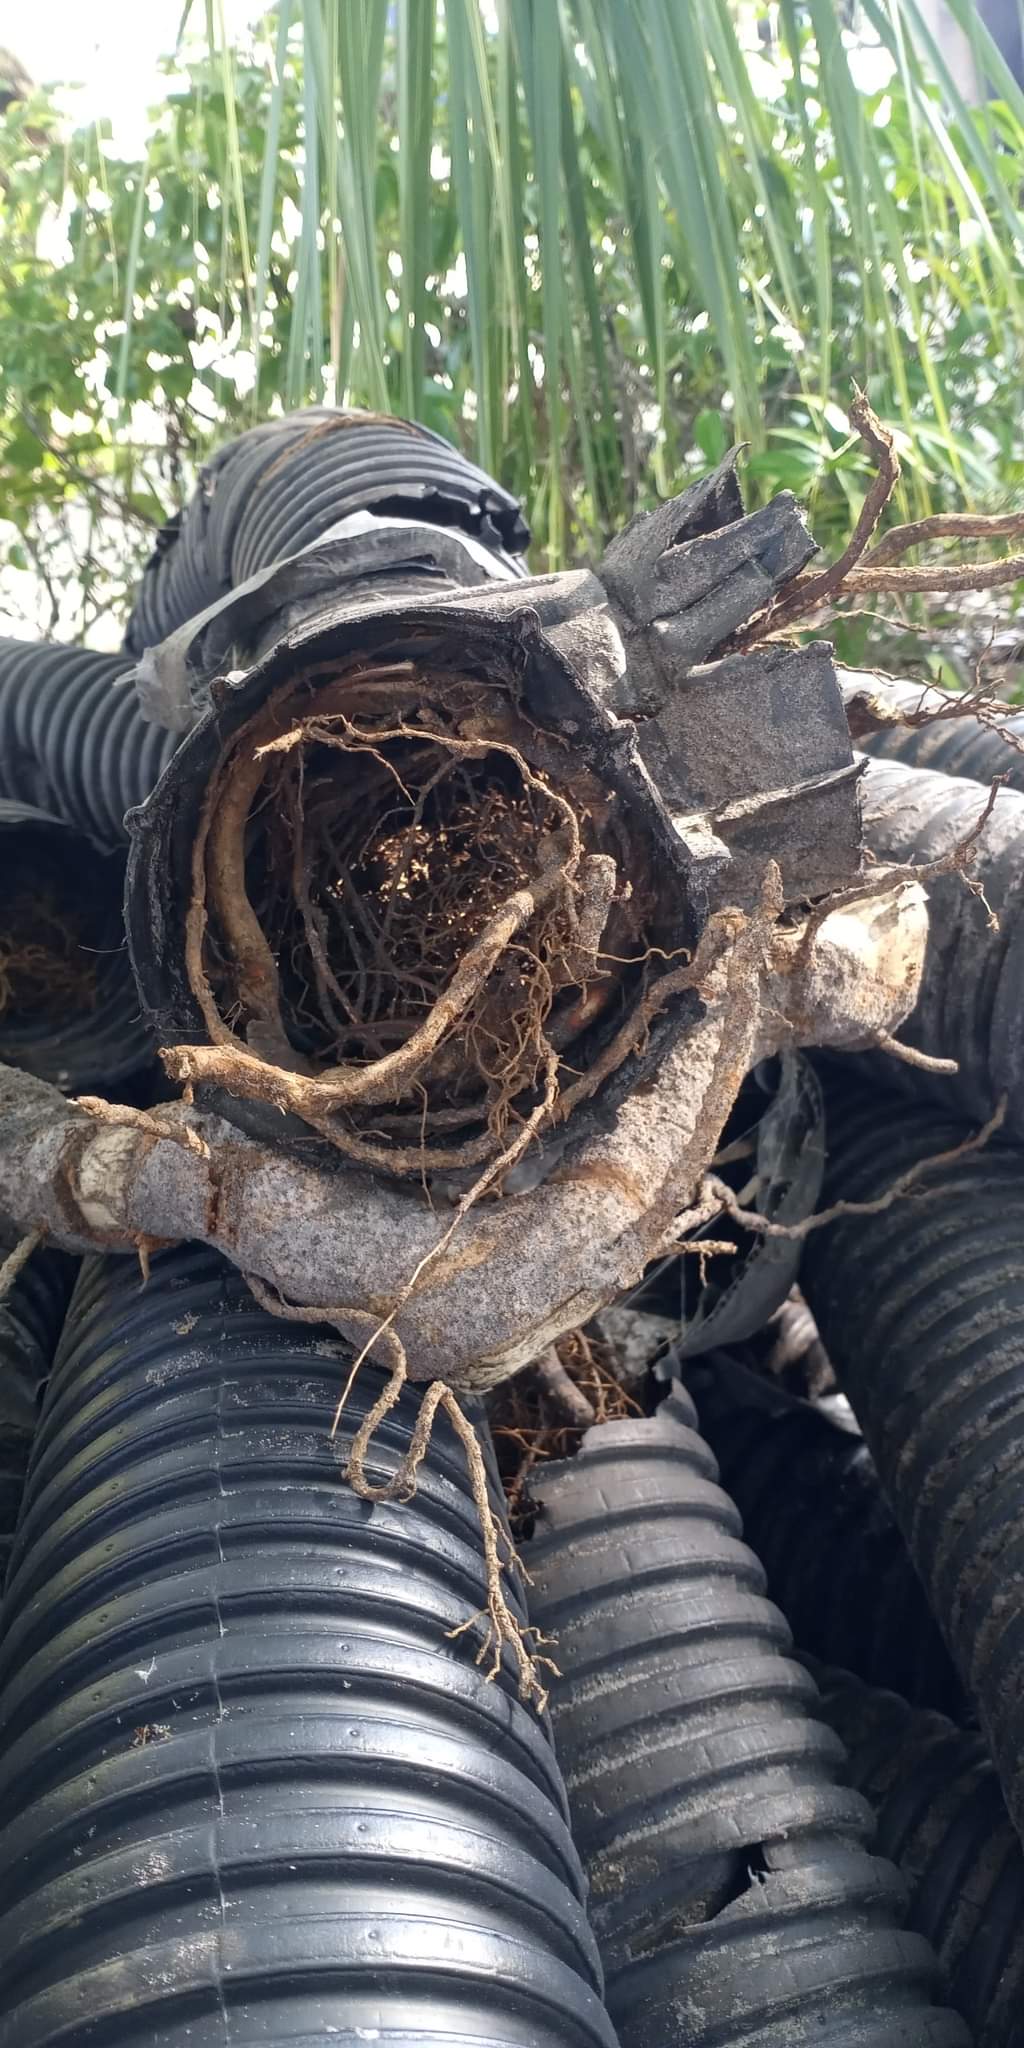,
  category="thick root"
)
[173,657,670,1185]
